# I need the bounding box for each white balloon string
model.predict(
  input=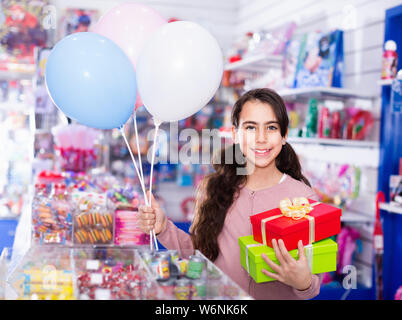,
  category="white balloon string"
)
[148,118,162,251]
[133,112,145,186]
[131,113,153,250]
[120,126,148,206]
